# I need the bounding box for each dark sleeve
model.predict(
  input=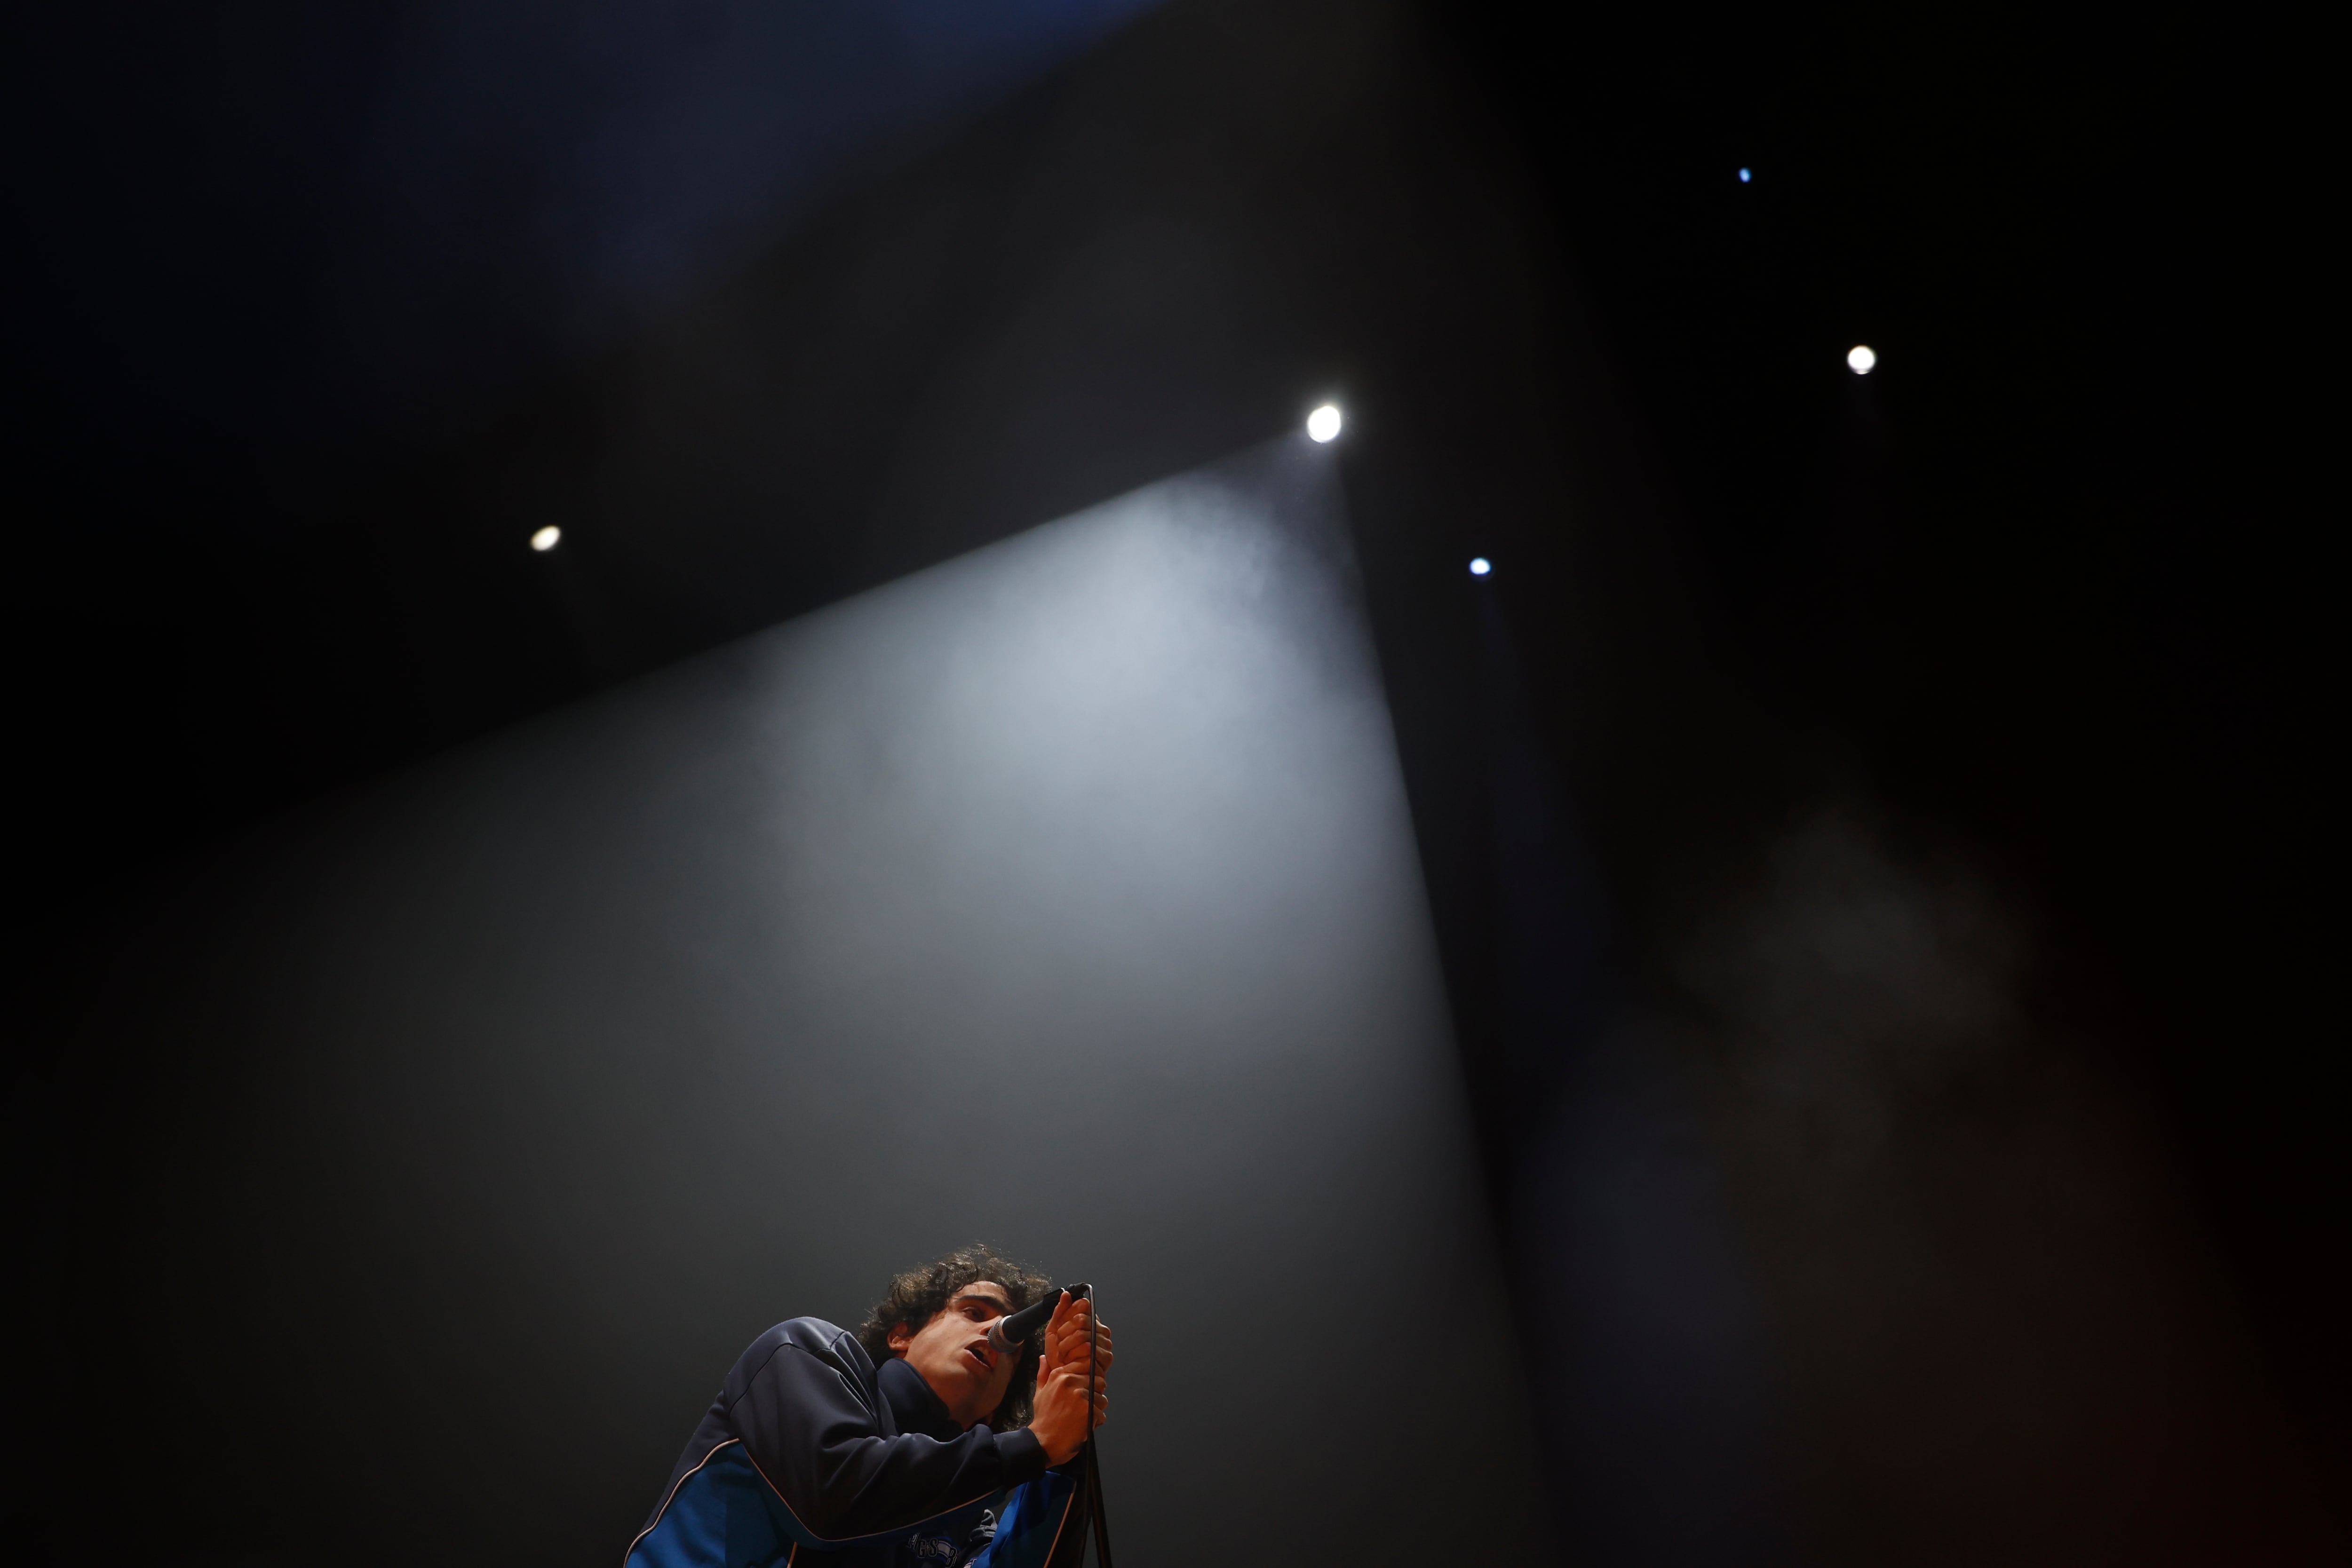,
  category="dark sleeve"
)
[729,1343,1049,1544]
